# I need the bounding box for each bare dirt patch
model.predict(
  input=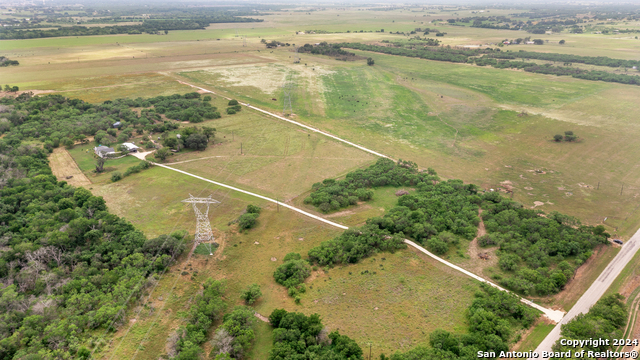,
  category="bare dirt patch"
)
[466,210,498,276]
[49,147,92,187]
